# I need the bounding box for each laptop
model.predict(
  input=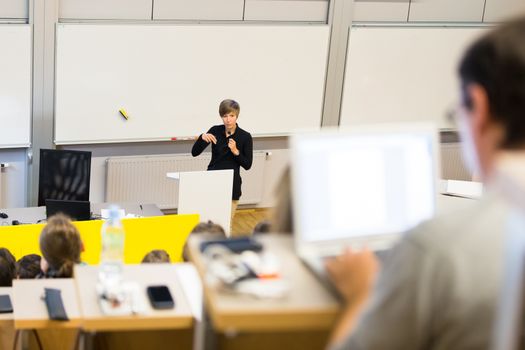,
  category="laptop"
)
[290,123,439,278]
[45,199,92,221]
